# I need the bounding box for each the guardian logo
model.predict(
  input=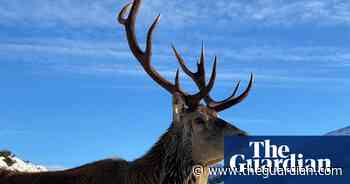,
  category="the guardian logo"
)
[230,139,331,171]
